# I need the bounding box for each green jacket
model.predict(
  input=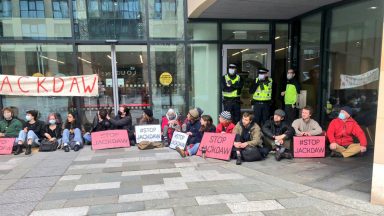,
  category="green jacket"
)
[0,118,23,138]
[233,122,263,147]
